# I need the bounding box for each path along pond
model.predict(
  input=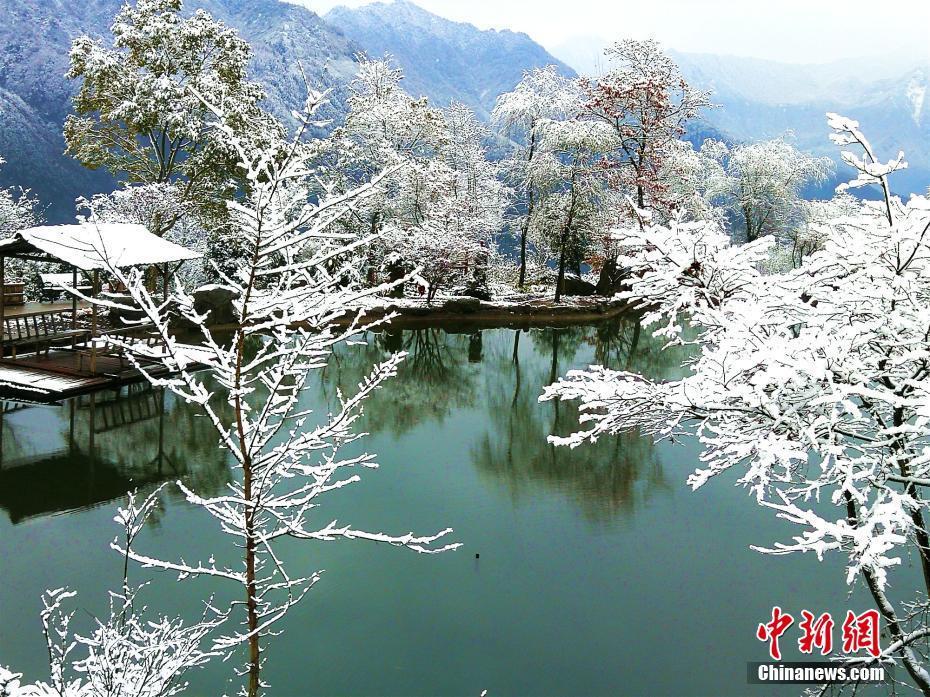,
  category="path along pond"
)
[0,320,908,695]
